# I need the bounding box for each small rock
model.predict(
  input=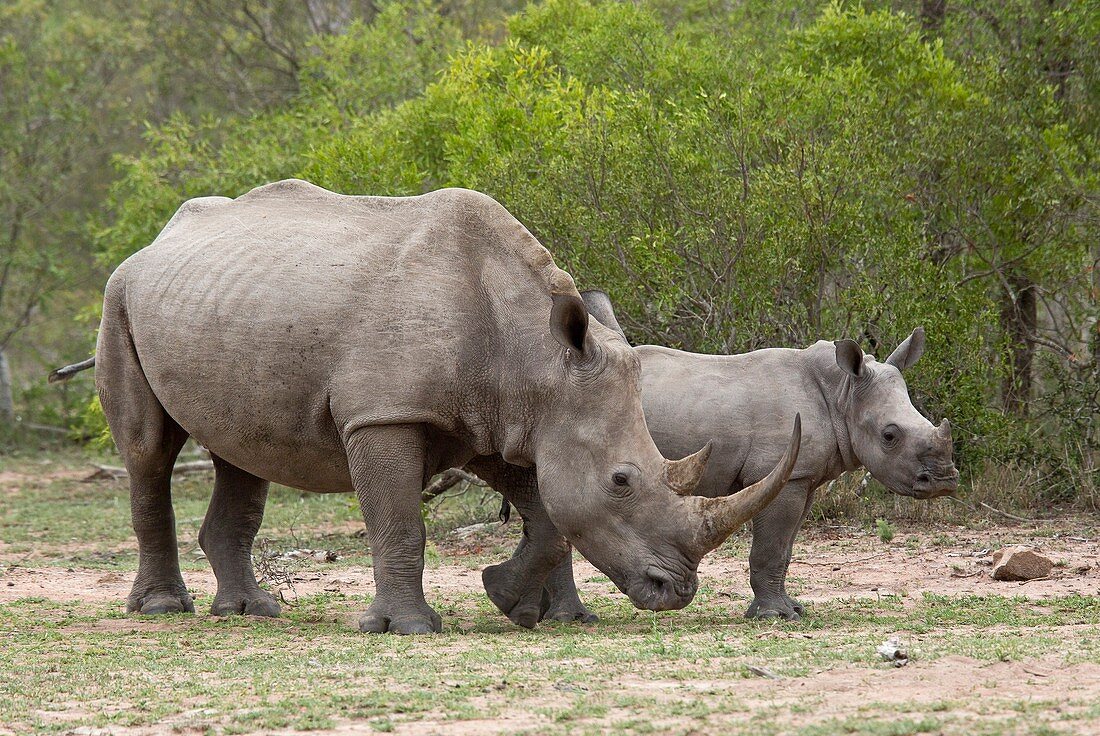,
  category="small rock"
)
[991,546,1053,581]
[876,637,909,667]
